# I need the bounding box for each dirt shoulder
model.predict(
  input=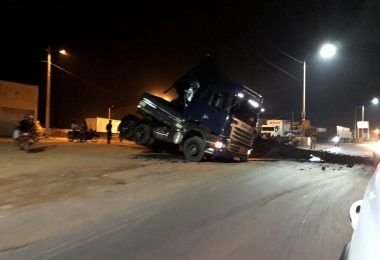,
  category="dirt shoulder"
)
[0,140,223,212]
